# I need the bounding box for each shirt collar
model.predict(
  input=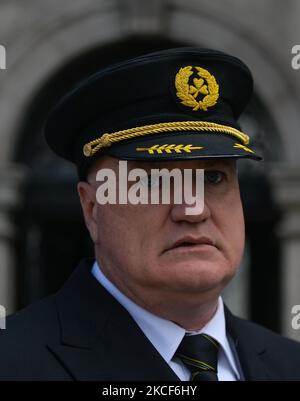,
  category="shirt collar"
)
[91,261,239,378]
